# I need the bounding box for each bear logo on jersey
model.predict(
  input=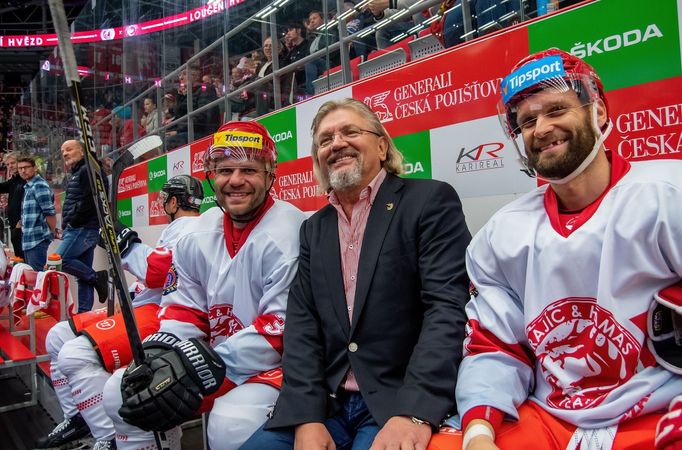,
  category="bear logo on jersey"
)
[527,297,641,410]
